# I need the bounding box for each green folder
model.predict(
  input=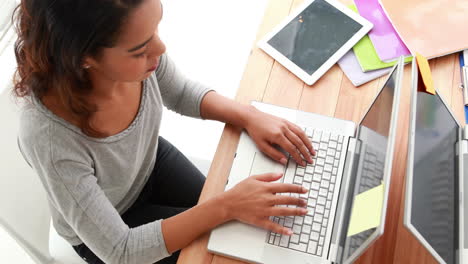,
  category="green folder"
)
[349,5,413,72]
